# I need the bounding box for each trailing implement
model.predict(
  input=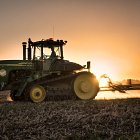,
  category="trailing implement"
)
[0,38,99,102]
